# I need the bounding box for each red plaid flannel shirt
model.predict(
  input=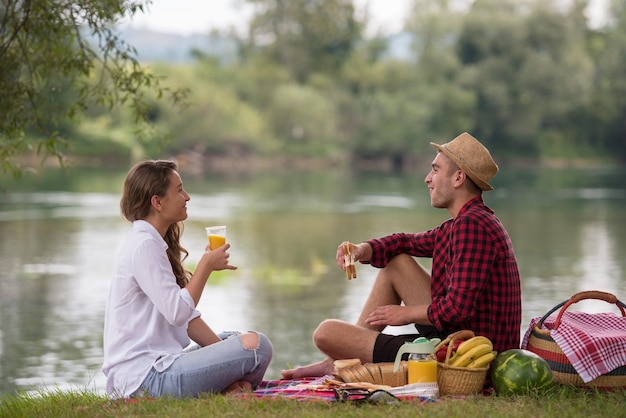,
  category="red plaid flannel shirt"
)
[366,196,522,353]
